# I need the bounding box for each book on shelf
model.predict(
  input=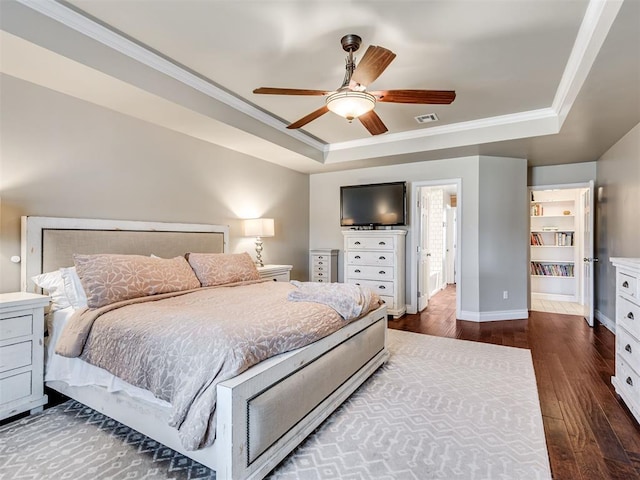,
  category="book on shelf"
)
[530,262,574,277]
[554,232,574,246]
[531,203,543,216]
